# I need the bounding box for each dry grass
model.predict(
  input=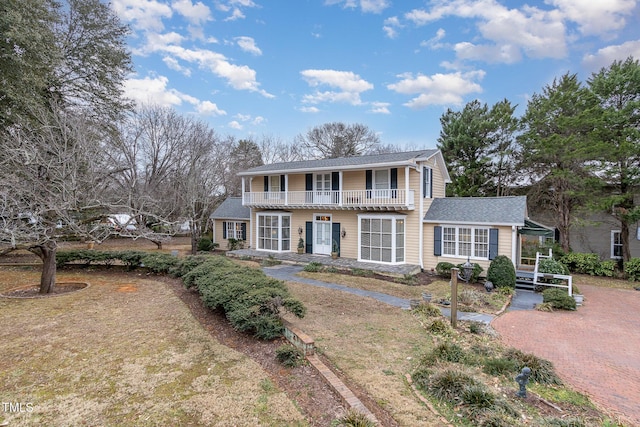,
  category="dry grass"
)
[572,273,637,290]
[297,271,424,300]
[0,267,306,427]
[281,280,441,426]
